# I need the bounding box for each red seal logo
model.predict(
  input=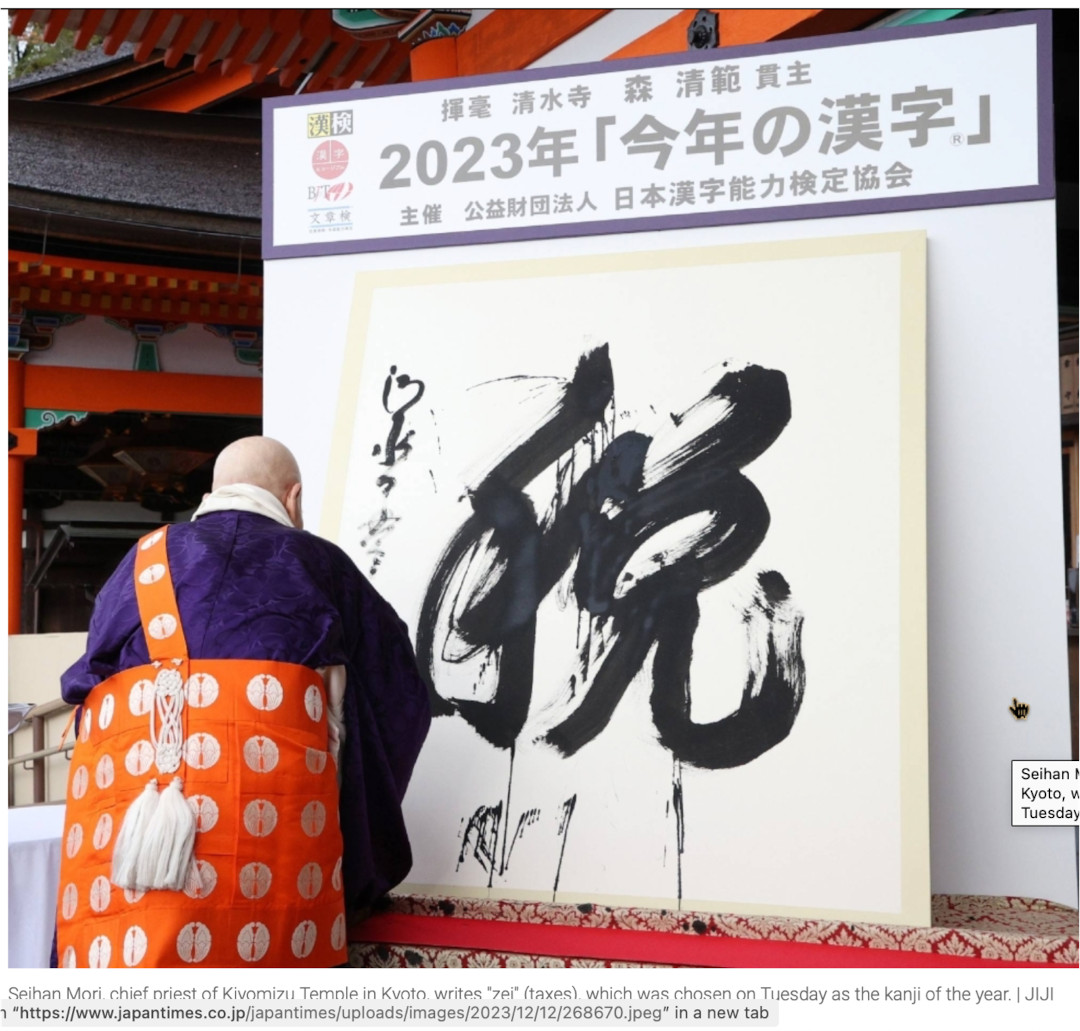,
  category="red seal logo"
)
[312,139,349,180]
